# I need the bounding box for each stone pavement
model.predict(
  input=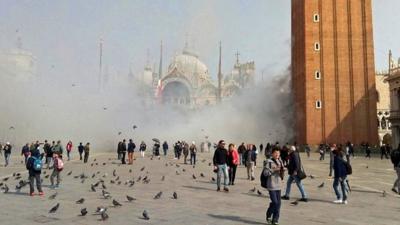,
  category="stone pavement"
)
[0,152,398,225]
